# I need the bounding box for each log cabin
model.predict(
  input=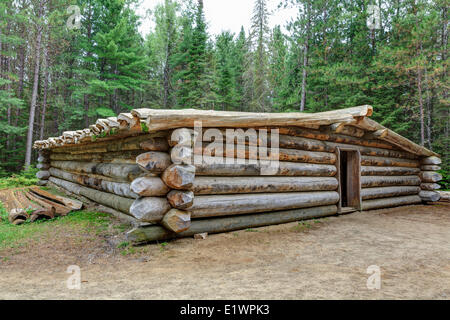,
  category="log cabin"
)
[33,106,442,244]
